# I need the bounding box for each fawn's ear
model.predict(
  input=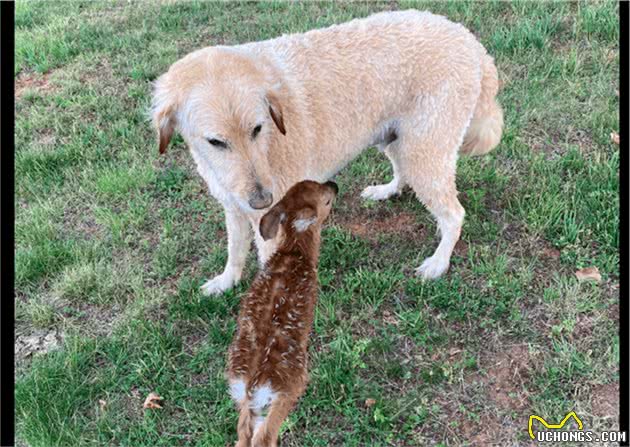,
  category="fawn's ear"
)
[292,207,317,232]
[260,204,286,241]
[151,74,178,154]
